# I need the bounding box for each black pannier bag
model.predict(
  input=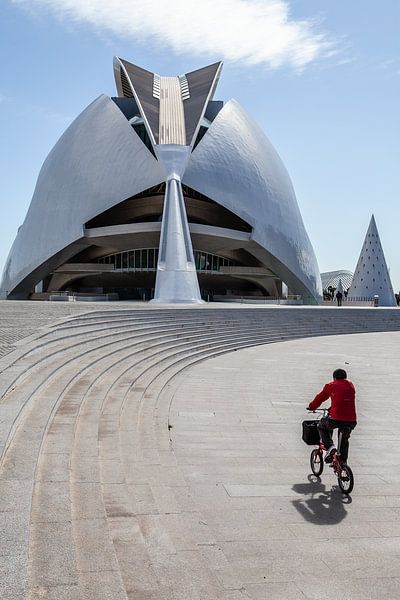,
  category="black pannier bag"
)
[302,420,320,445]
